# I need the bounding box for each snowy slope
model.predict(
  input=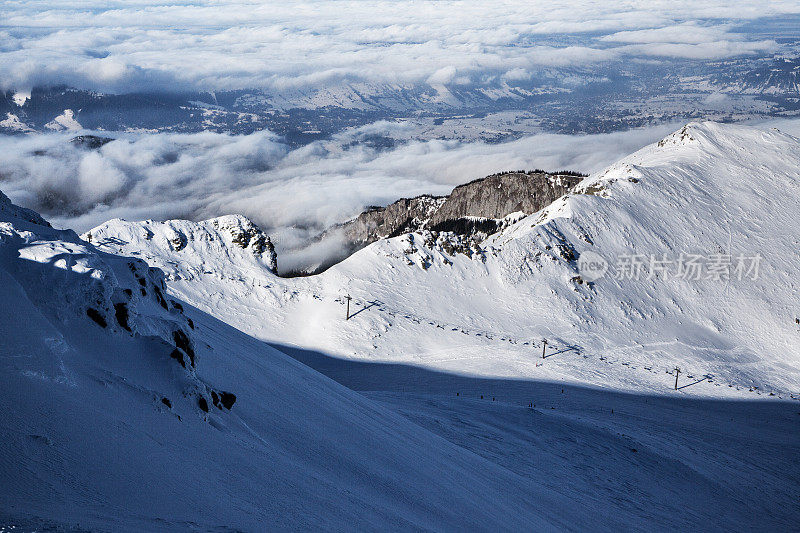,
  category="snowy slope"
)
[6,122,800,530]
[1,190,571,531]
[92,121,800,399]
[79,121,800,530]
[302,121,800,396]
[44,109,82,131]
[0,112,34,133]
